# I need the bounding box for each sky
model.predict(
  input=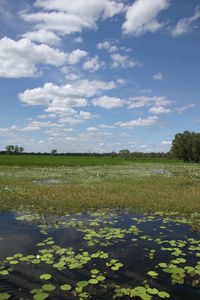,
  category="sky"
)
[0,0,199,153]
